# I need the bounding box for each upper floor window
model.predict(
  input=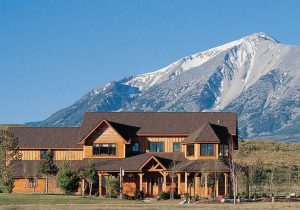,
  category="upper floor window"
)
[200,144,215,156]
[186,144,194,156]
[219,144,229,157]
[132,142,140,152]
[173,143,180,152]
[93,143,116,156]
[40,150,48,160]
[150,142,164,152]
